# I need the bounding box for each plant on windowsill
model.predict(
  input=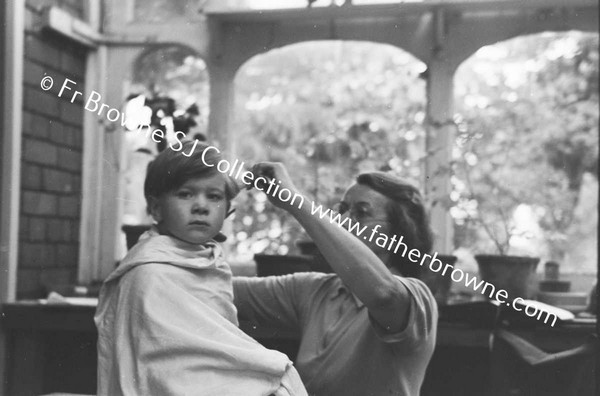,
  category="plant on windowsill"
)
[452,136,540,301]
[450,33,600,301]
